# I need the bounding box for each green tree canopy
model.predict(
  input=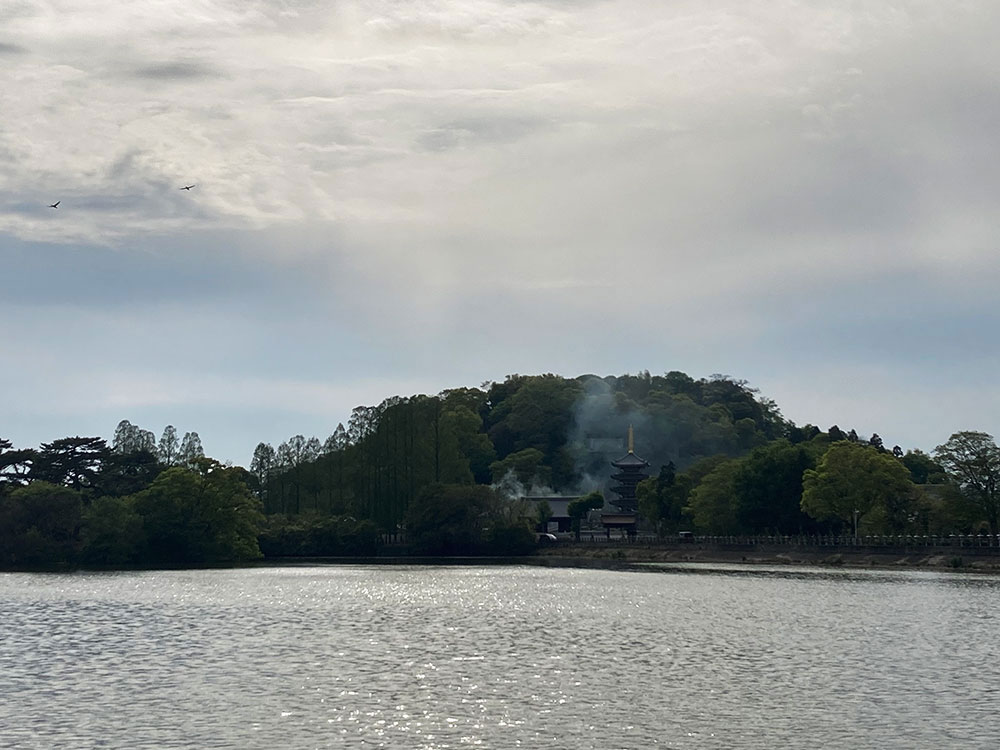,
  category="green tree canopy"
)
[443,405,497,485]
[96,448,161,498]
[486,374,582,488]
[731,440,816,534]
[490,447,549,489]
[133,461,263,564]
[801,442,918,534]
[637,463,689,536]
[81,495,145,566]
[901,449,946,485]
[934,431,1000,534]
[405,483,514,555]
[0,482,83,566]
[686,458,741,534]
[31,437,109,494]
